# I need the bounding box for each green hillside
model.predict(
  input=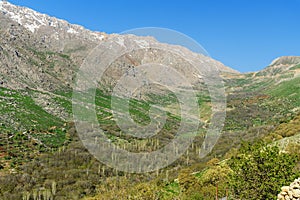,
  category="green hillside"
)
[0,70,299,199]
